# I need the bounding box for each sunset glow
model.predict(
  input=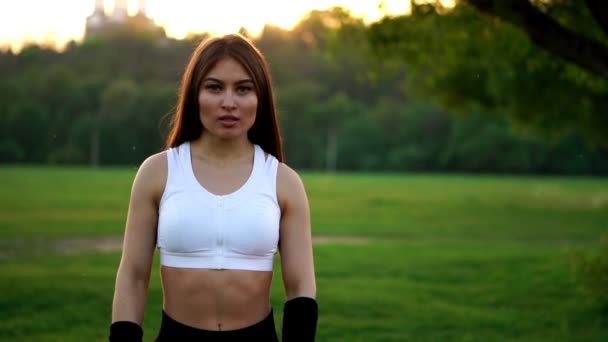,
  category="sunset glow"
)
[0,0,452,52]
